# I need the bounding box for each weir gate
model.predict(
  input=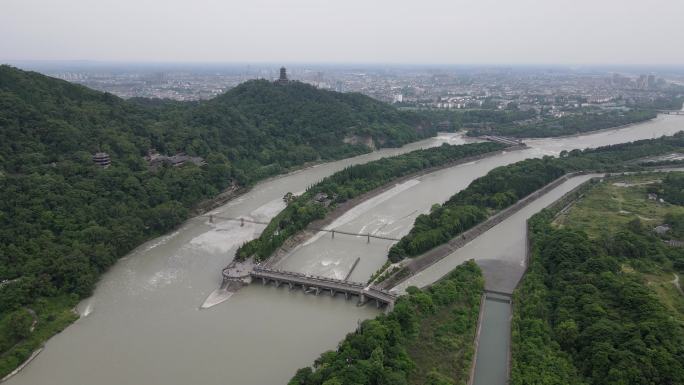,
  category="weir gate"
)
[224,265,398,310]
